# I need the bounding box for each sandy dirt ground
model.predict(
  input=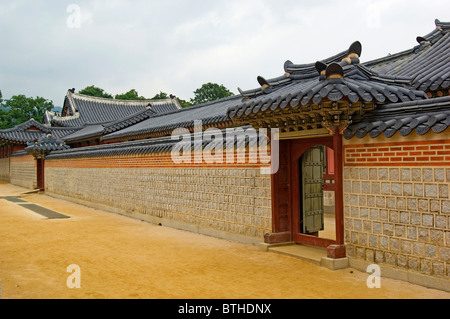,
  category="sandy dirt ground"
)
[0,182,449,300]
